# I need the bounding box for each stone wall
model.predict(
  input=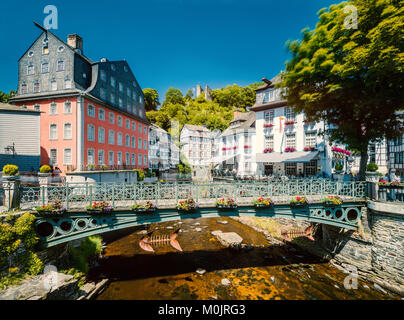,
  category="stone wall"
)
[317,202,404,295]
